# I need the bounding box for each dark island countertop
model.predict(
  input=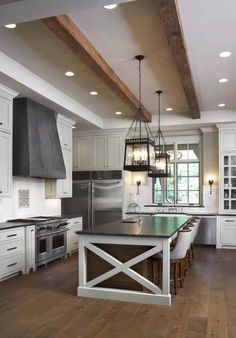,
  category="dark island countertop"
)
[76,215,190,239]
[0,221,35,231]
